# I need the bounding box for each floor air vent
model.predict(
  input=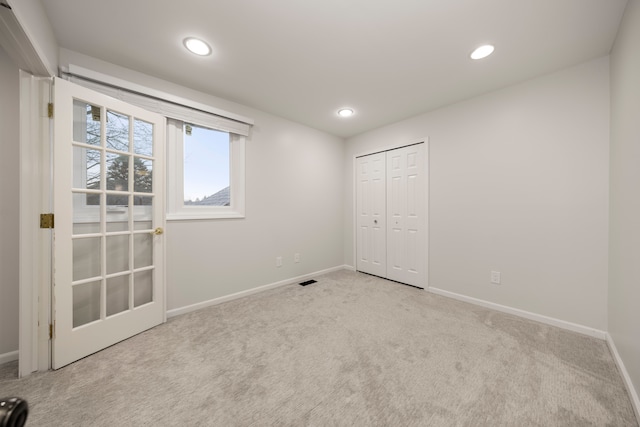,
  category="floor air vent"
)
[299,280,317,287]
